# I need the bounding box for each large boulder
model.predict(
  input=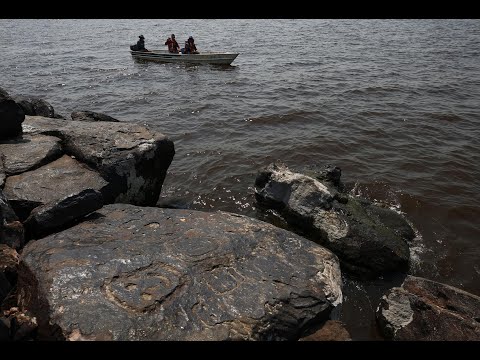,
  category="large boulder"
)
[0,190,24,249]
[17,204,342,341]
[71,111,120,122]
[0,97,25,140]
[376,275,480,340]
[0,134,63,175]
[3,155,108,221]
[22,116,175,206]
[255,163,413,278]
